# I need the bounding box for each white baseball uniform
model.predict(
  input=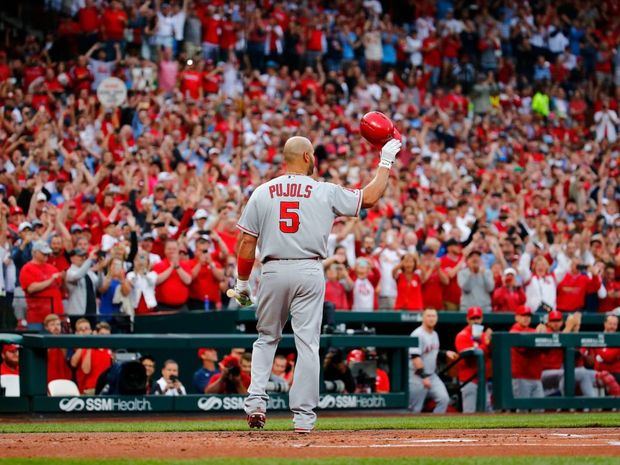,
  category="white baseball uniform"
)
[409,326,450,413]
[237,174,362,430]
